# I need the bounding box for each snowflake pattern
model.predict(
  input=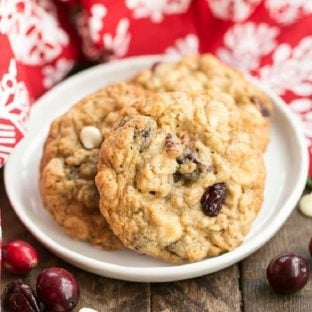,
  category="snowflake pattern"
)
[42,58,74,89]
[125,0,192,23]
[0,60,30,166]
[289,98,312,147]
[207,0,261,22]
[75,10,100,60]
[265,0,312,25]
[165,34,199,56]
[88,4,107,43]
[217,23,279,72]
[103,19,131,59]
[0,0,69,65]
[259,37,312,96]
